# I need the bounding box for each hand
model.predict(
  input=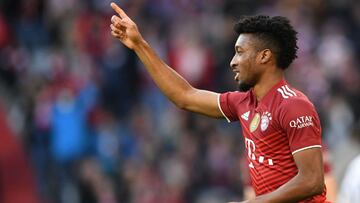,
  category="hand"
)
[110,2,143,49]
